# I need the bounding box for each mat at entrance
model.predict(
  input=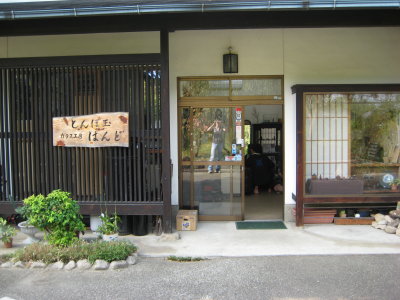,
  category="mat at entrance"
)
[236,221,287,230]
